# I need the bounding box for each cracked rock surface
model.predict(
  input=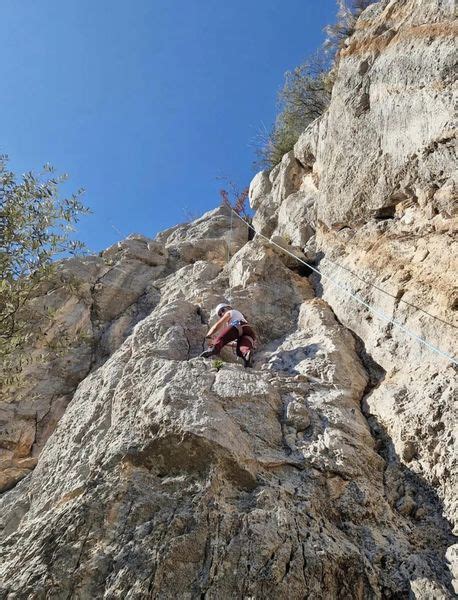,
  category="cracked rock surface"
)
[0,1,456,598]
